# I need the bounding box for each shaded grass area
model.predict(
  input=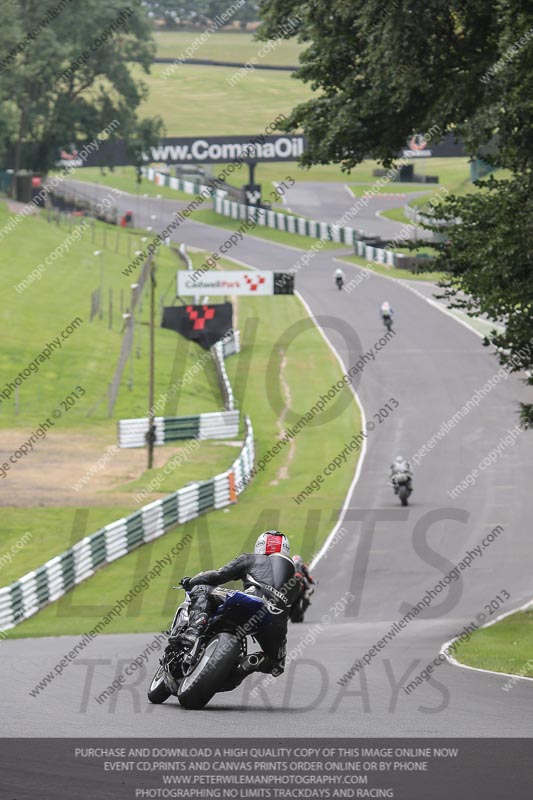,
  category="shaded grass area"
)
[453,609,533,678]
[6,288,362,637]
[153,30,304,67]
